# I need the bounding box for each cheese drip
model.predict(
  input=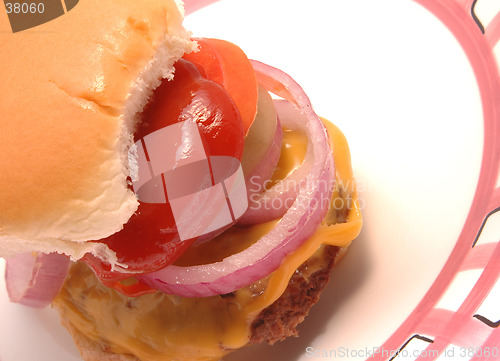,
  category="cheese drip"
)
[53,120,362,361]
